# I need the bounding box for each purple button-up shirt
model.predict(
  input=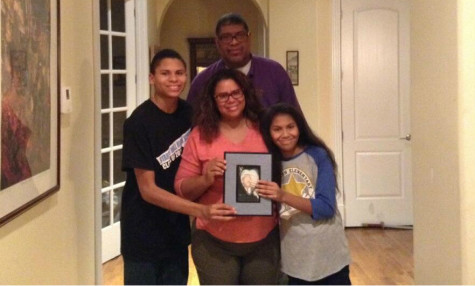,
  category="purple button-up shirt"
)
[187,55,300,110]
